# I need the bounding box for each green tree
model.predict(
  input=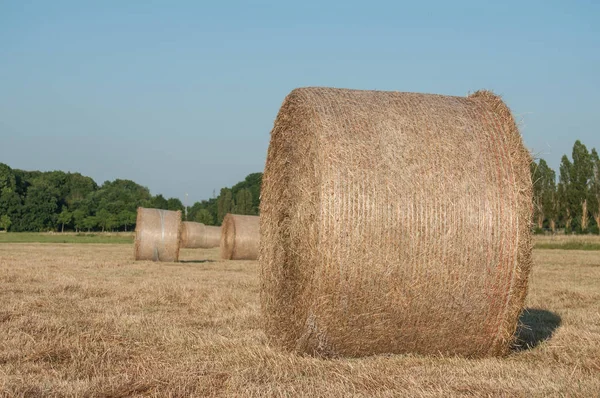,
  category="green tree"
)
[118,210,136,232]
[571,141,593,232]
[558,155,573,232]
[217,188,233,225]
[73,208,89,232]
[531,161,544,229]
[0,214,11,231]
[0,163,18,196]
[151,194,169,209]
[187,200,217,226]
[194,209,214,225]
[166,197,185,212]
[231,173,262,214]
[83,216,97,232]
[531,159,557,231]
[106,214,119,231]
[234,188,253,215]
[187,202,203,223]
[590,148,600,233]
[21,182,60,231]
[0,191,22,232]
[0,163,23,231]
[57,207,73,233]
[96,209,112,232]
